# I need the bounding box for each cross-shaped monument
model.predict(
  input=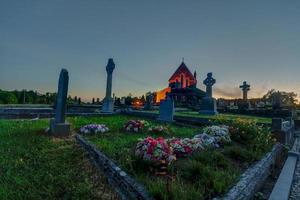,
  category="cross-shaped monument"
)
[199,72,218,115]
[102,58,115,113]
[239,81,250,101]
